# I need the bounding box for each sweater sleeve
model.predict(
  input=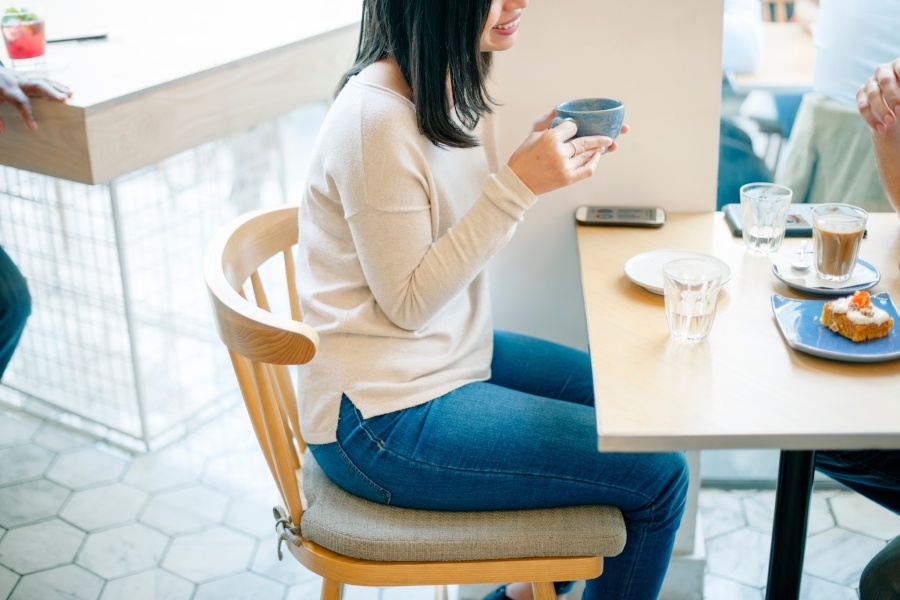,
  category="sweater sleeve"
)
[339,95,537,332]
